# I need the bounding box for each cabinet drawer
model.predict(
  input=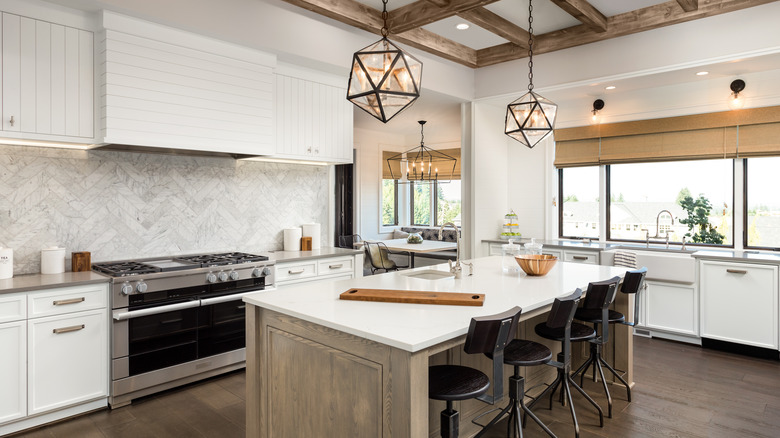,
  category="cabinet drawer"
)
[563,251,598,264]
[318,257,353,276]
[0,293,26,323]
[28,284,108,318]
[28,309,108,414]
[276,261,317,282]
